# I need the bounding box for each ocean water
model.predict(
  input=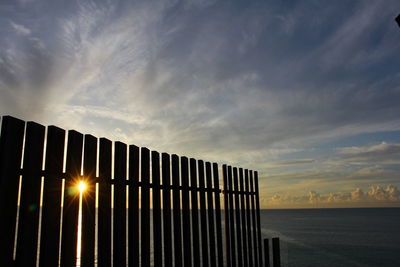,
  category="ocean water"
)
[260,208,400,267]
